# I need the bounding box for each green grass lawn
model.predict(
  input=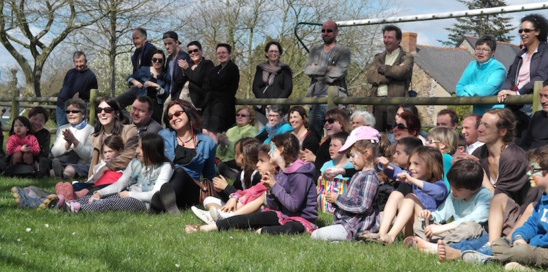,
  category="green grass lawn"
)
[0,177,508,271]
